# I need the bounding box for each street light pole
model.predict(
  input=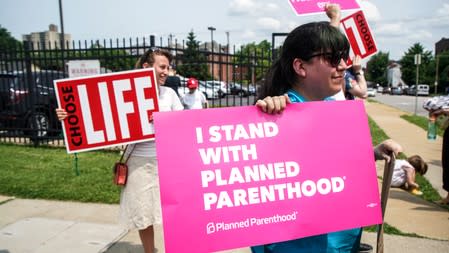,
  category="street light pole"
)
[435,54,439,94]
[414,54,421,115]
[208,26,216,80]
[225,31,229,53]
[58,0,65,51]
[225,31,230,83]
[58,0,66,75]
